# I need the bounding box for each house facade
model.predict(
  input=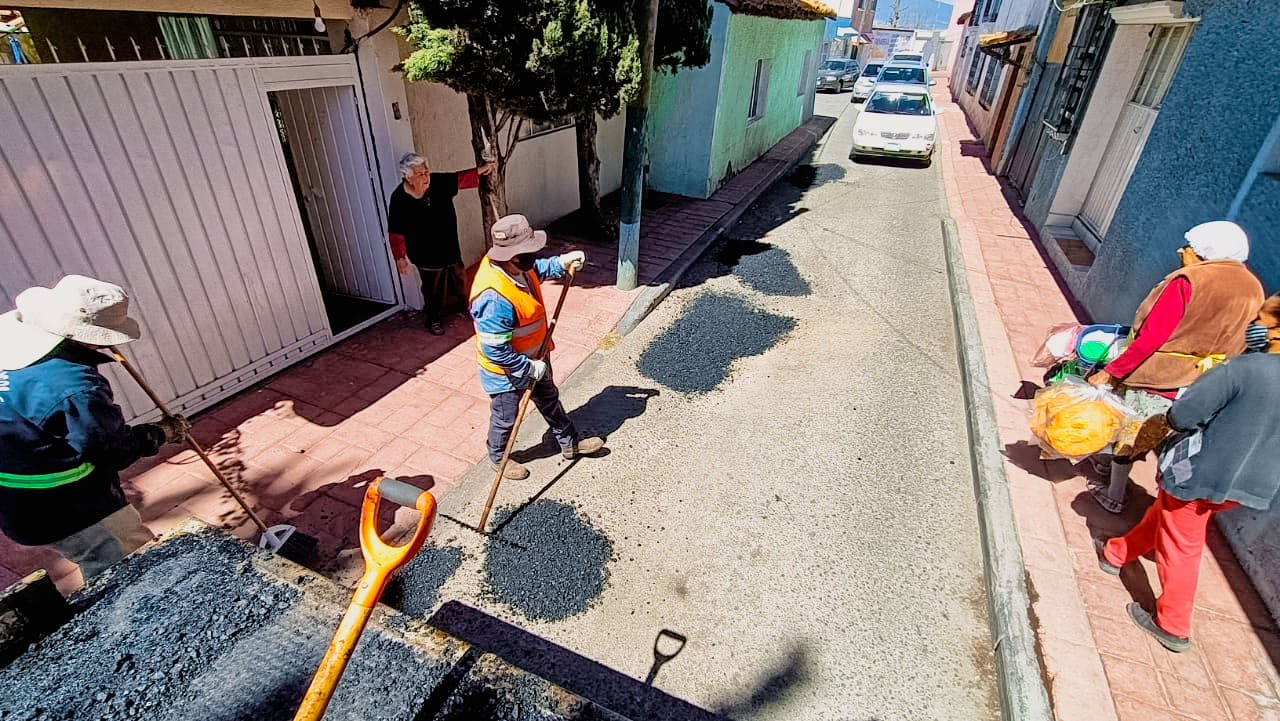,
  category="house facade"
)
[949,0,1051,168]
[0,0,622,421]
[646,0,831,199]
[984,0,1280,615]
